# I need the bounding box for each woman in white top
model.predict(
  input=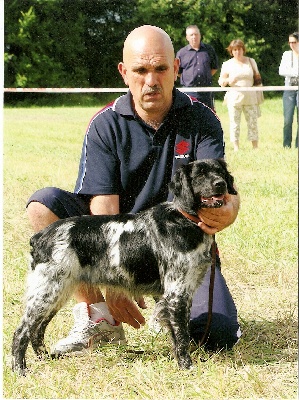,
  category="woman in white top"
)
[218,39,261,151]
[279,32,299,148]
